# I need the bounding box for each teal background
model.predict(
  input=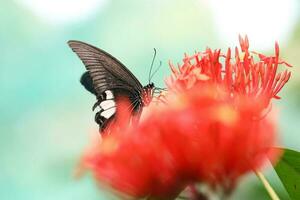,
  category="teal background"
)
[1,0,300,199]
